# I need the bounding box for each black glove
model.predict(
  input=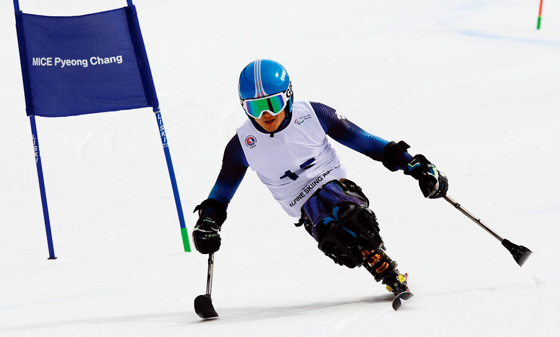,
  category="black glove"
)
[192,199,227,254]
[193,217,221,254]
[406,155,448,199]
